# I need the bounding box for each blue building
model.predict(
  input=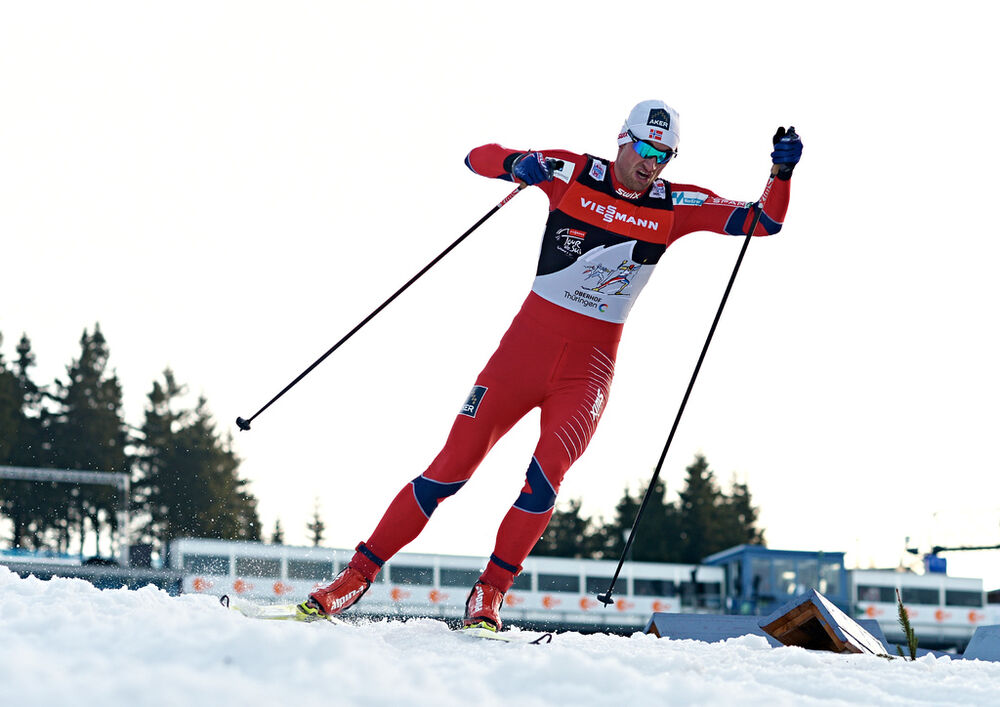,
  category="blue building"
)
[702,545,848,616]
